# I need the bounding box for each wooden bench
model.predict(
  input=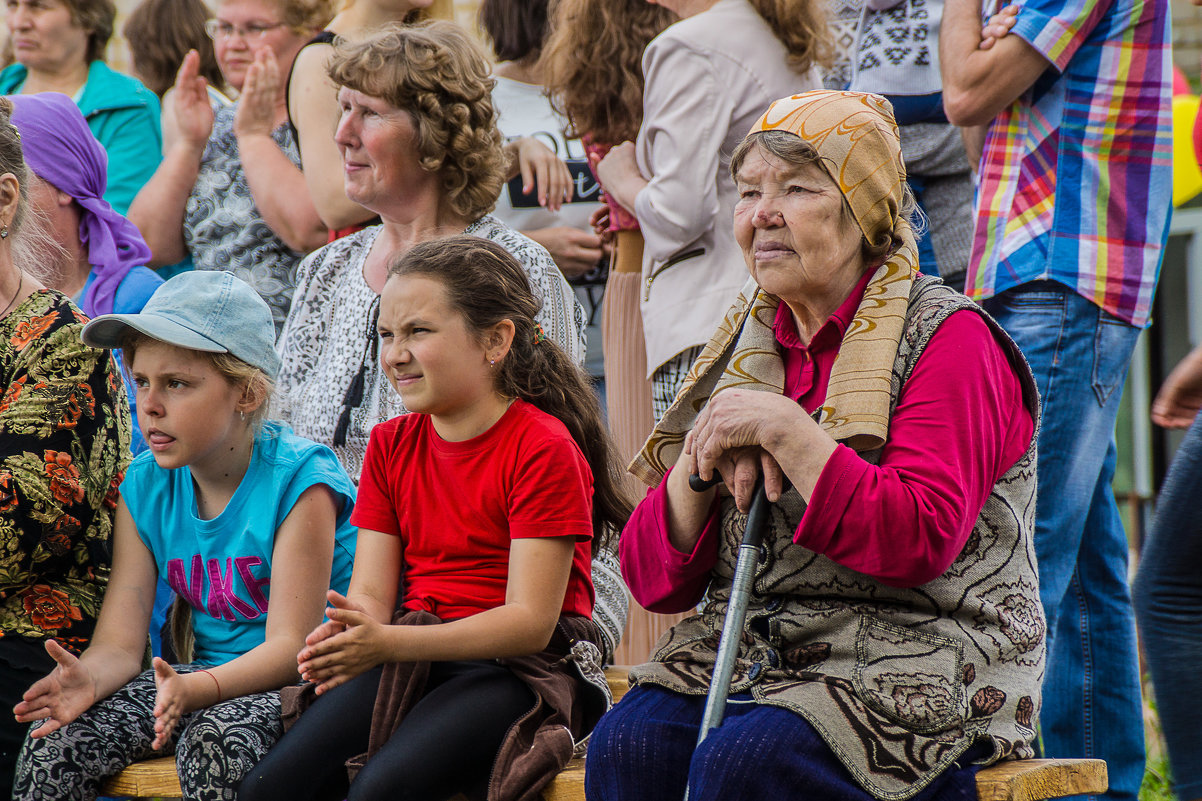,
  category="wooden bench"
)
[101,669,1107,801]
